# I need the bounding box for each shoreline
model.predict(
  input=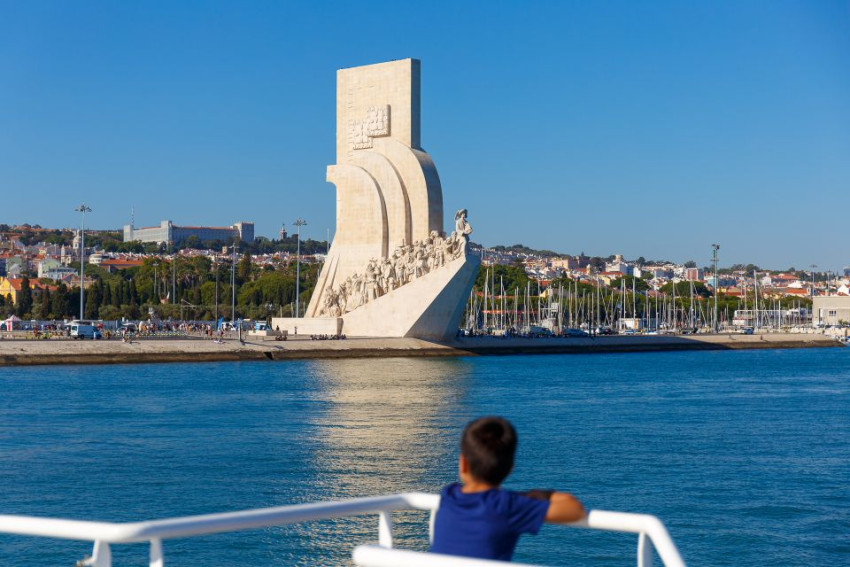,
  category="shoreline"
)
[0,333,843,367]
